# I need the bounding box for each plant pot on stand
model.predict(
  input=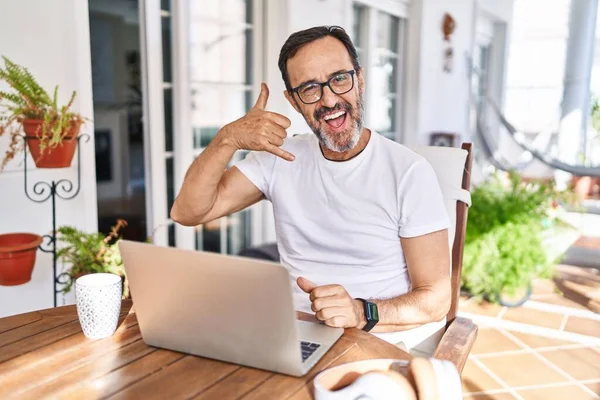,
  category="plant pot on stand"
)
[23,119,81,169]
[0,233,43,286]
